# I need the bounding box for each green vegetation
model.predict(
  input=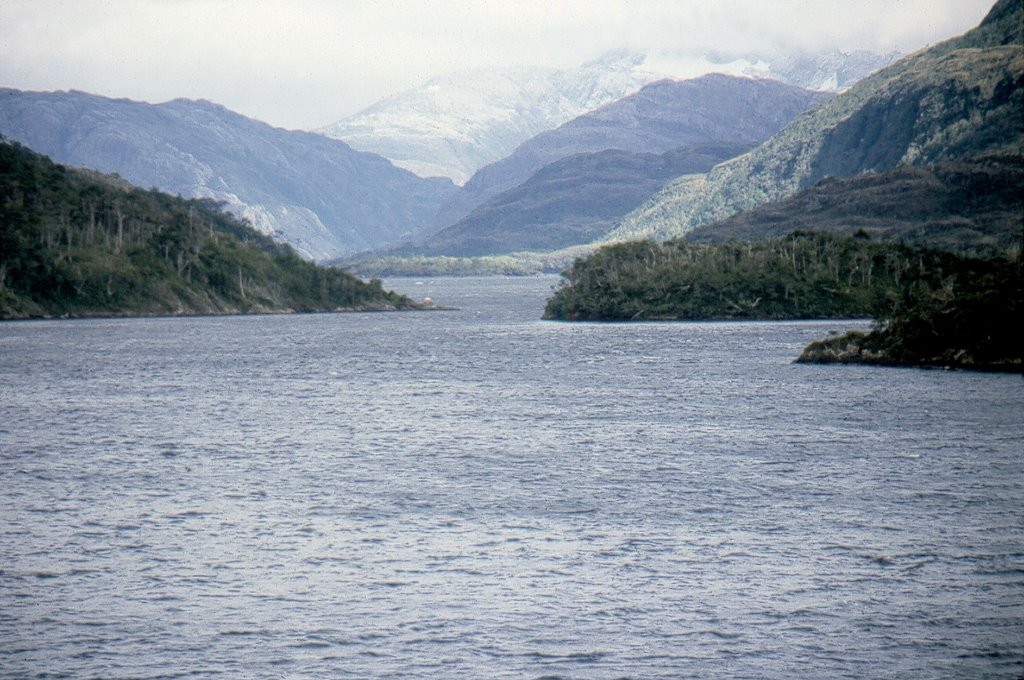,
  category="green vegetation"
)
[0,139,419,319]
[545,230,1022,371]
[797,253,1022,372]
[544,232,953,321]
